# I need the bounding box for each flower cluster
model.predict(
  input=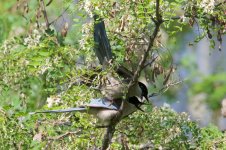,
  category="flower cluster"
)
[82,0,93,17]
[199,0,215,14]
[23,29,42,48]
[37,58,52,75]
[79,23,93,49]
[46,95,62,108]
